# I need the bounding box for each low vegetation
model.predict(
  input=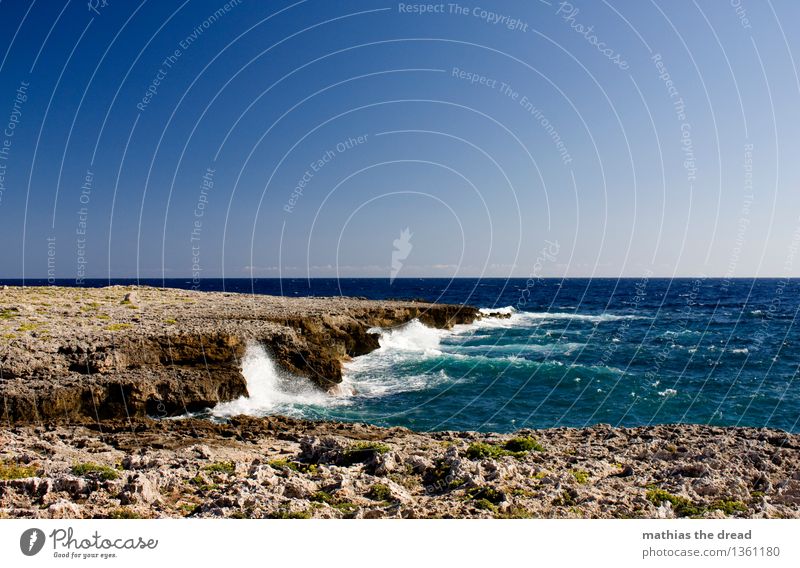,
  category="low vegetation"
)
[71,462,119,481]
[571,469,590,484]
[366,483,393,502]
[0,461,38,480]
[202,461,235,475]
[107,508,143,519]
[267,459,318,474]
[310,491,358,515]
[465,436,545,460]
[339,441,391,466]
[645,488,746,517]
[267,509,312,519]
